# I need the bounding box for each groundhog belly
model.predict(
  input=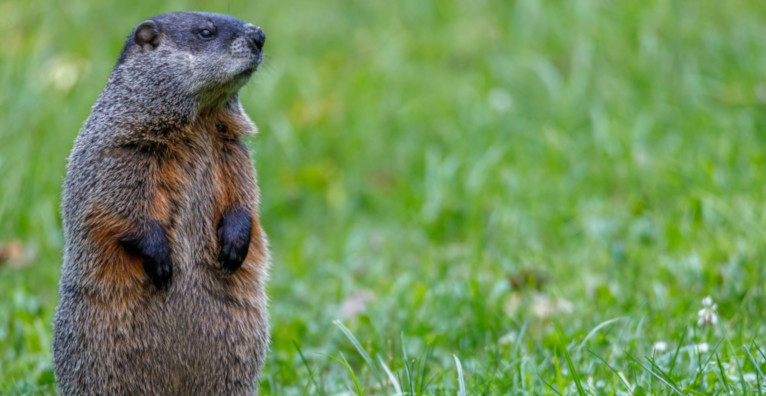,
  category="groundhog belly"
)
[55,279,267,395]
[55,233,268,395]
[150,283,268,394]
